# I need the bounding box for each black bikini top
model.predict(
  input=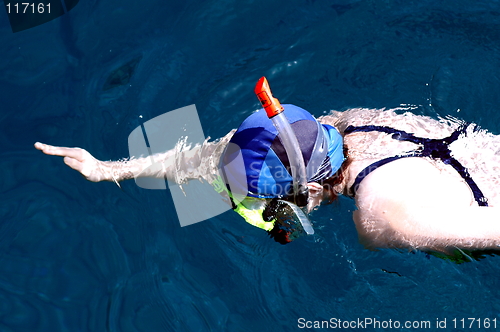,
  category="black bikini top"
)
[344,124,488,206]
